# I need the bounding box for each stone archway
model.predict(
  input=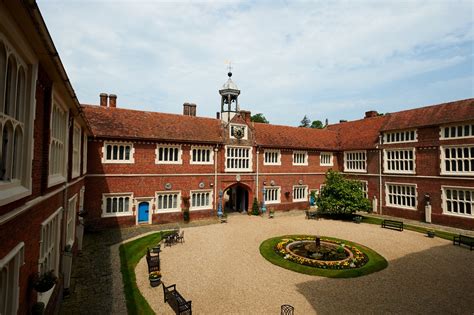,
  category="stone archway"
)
[223,183,251,213]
